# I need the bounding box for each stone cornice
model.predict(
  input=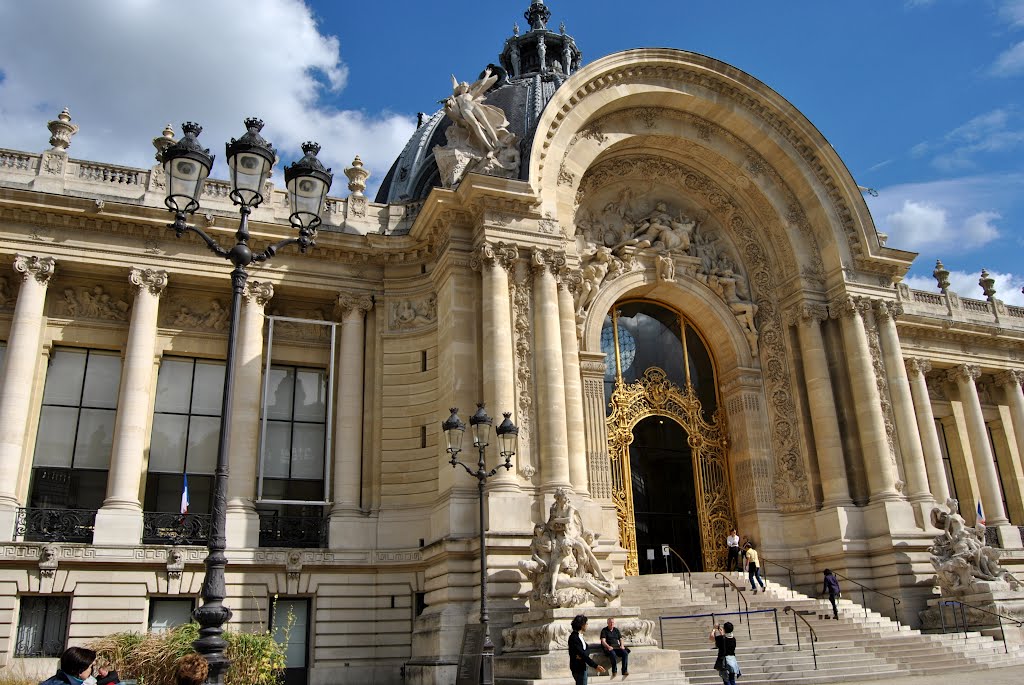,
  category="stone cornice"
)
[0,188,433,267]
